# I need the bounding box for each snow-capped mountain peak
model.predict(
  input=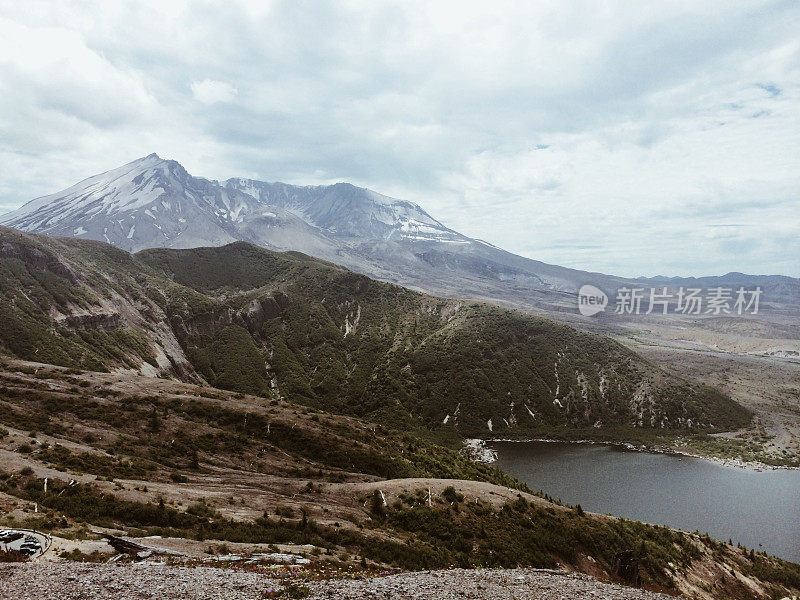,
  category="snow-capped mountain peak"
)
[0,154,468,253]
[3,154,159,226]
[0,154,265,251]
[224,178,465,243]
